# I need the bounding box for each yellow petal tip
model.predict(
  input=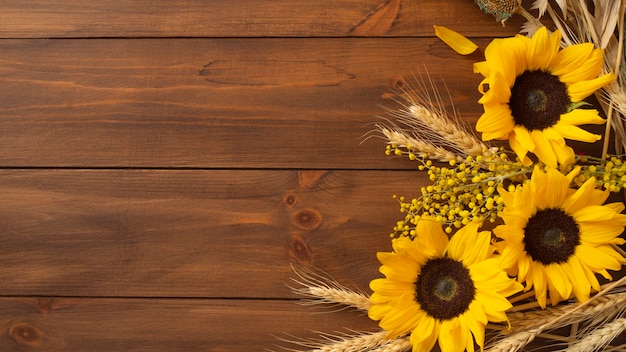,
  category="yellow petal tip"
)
[434,25,478,55]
